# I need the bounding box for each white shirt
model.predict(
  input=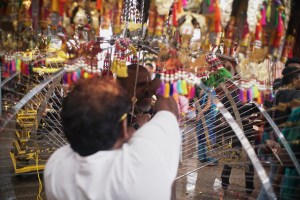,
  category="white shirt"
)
[44,111,181,200]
